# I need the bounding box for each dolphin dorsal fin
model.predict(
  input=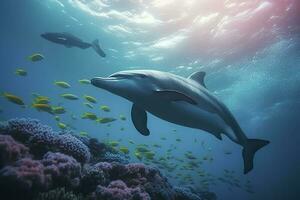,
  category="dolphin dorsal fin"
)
[188,71,206,88]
